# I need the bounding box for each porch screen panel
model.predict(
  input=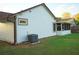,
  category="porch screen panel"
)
[62,23,70,30]
[57,23,61,31]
